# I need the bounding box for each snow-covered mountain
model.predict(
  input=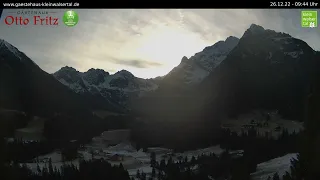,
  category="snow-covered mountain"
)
[54,36,240,104]
[0,39,123,115]
[132,23,320,123]
[53,67,159,105]
[199,23,320,121]
[163,36,239,85]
